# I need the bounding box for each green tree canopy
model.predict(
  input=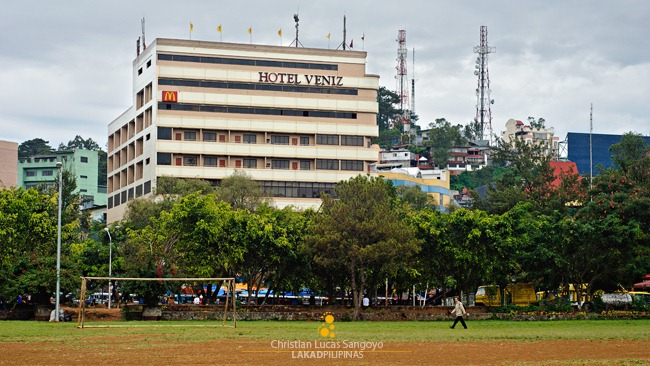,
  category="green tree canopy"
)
[18,138,53,158]
[609,132,650,173]
[216,171,265,211]
[305,175,419,320]
[424,118,467,168]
